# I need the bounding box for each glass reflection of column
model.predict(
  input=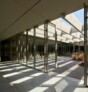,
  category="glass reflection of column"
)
[84,3,88,86]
